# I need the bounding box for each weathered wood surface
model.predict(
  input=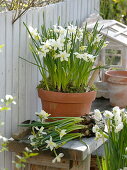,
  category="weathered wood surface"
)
[8,137,104,161]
